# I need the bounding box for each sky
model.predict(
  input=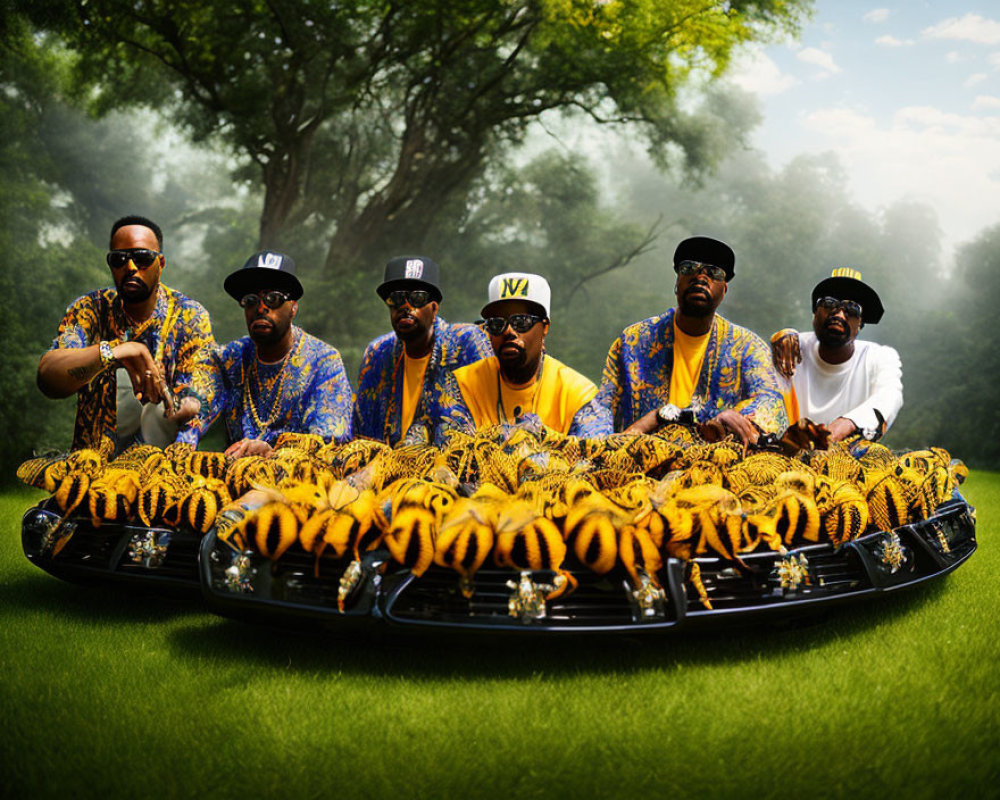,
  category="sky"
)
[730,0,1000,268]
